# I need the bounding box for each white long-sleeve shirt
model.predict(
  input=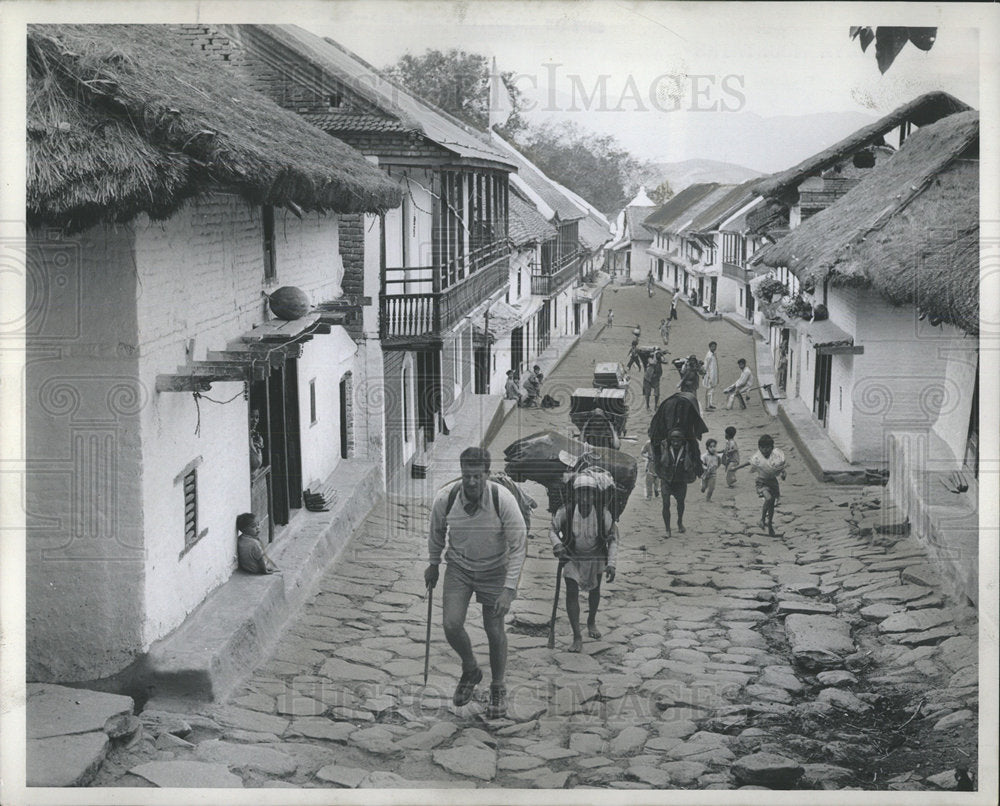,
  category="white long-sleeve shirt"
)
[428,482,527,590]
[703,351,719,387]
